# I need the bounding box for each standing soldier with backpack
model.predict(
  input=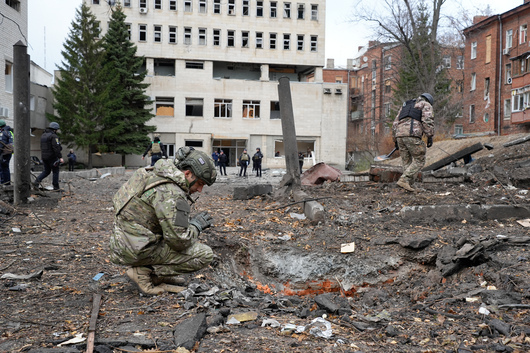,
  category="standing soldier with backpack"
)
[252,147,263,177]
[33,122,63,191]
[238,149,250,177]
[142,136,168,166]
[392,93,435,192]
[0,120,13,186]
